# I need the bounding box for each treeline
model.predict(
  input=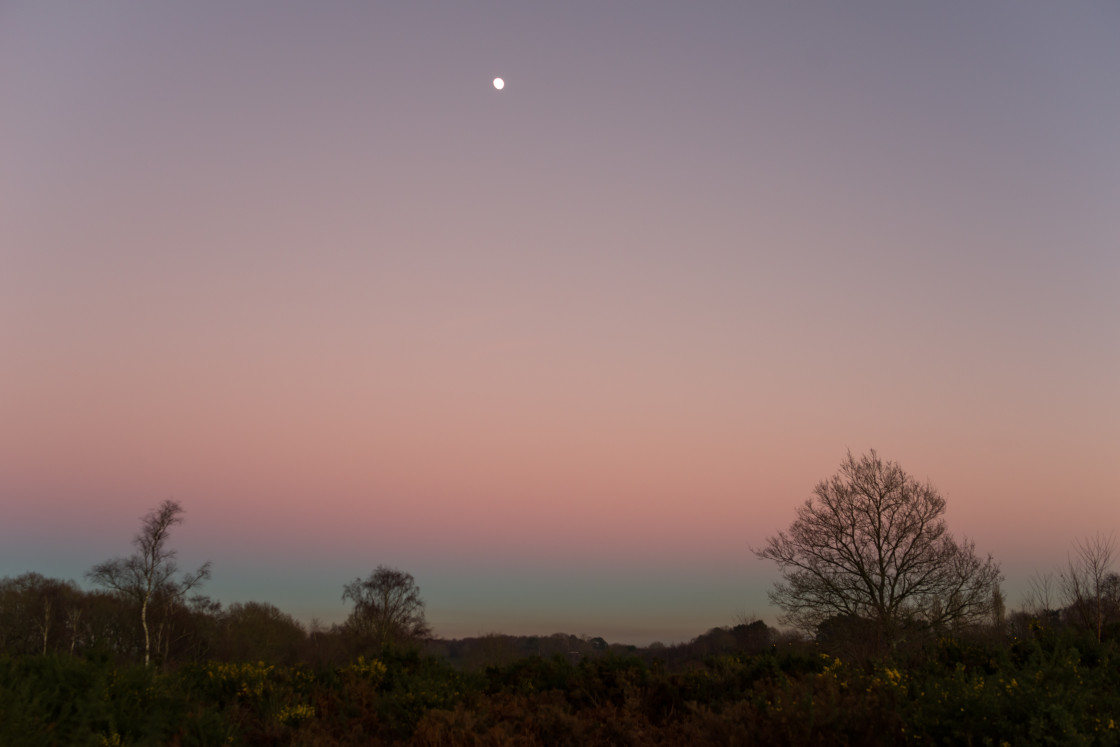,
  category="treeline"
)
[5,558,1119,668]
[4,471,1120,744]
[0,500,789,671]
[2,608,1120,745]
[0,574,776,670]
[0,573,298,665]
[3,554,1120,744]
